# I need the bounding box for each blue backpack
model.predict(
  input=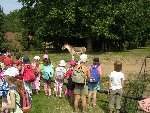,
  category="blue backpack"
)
[88,65,100,83]
[42,65,54,80]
